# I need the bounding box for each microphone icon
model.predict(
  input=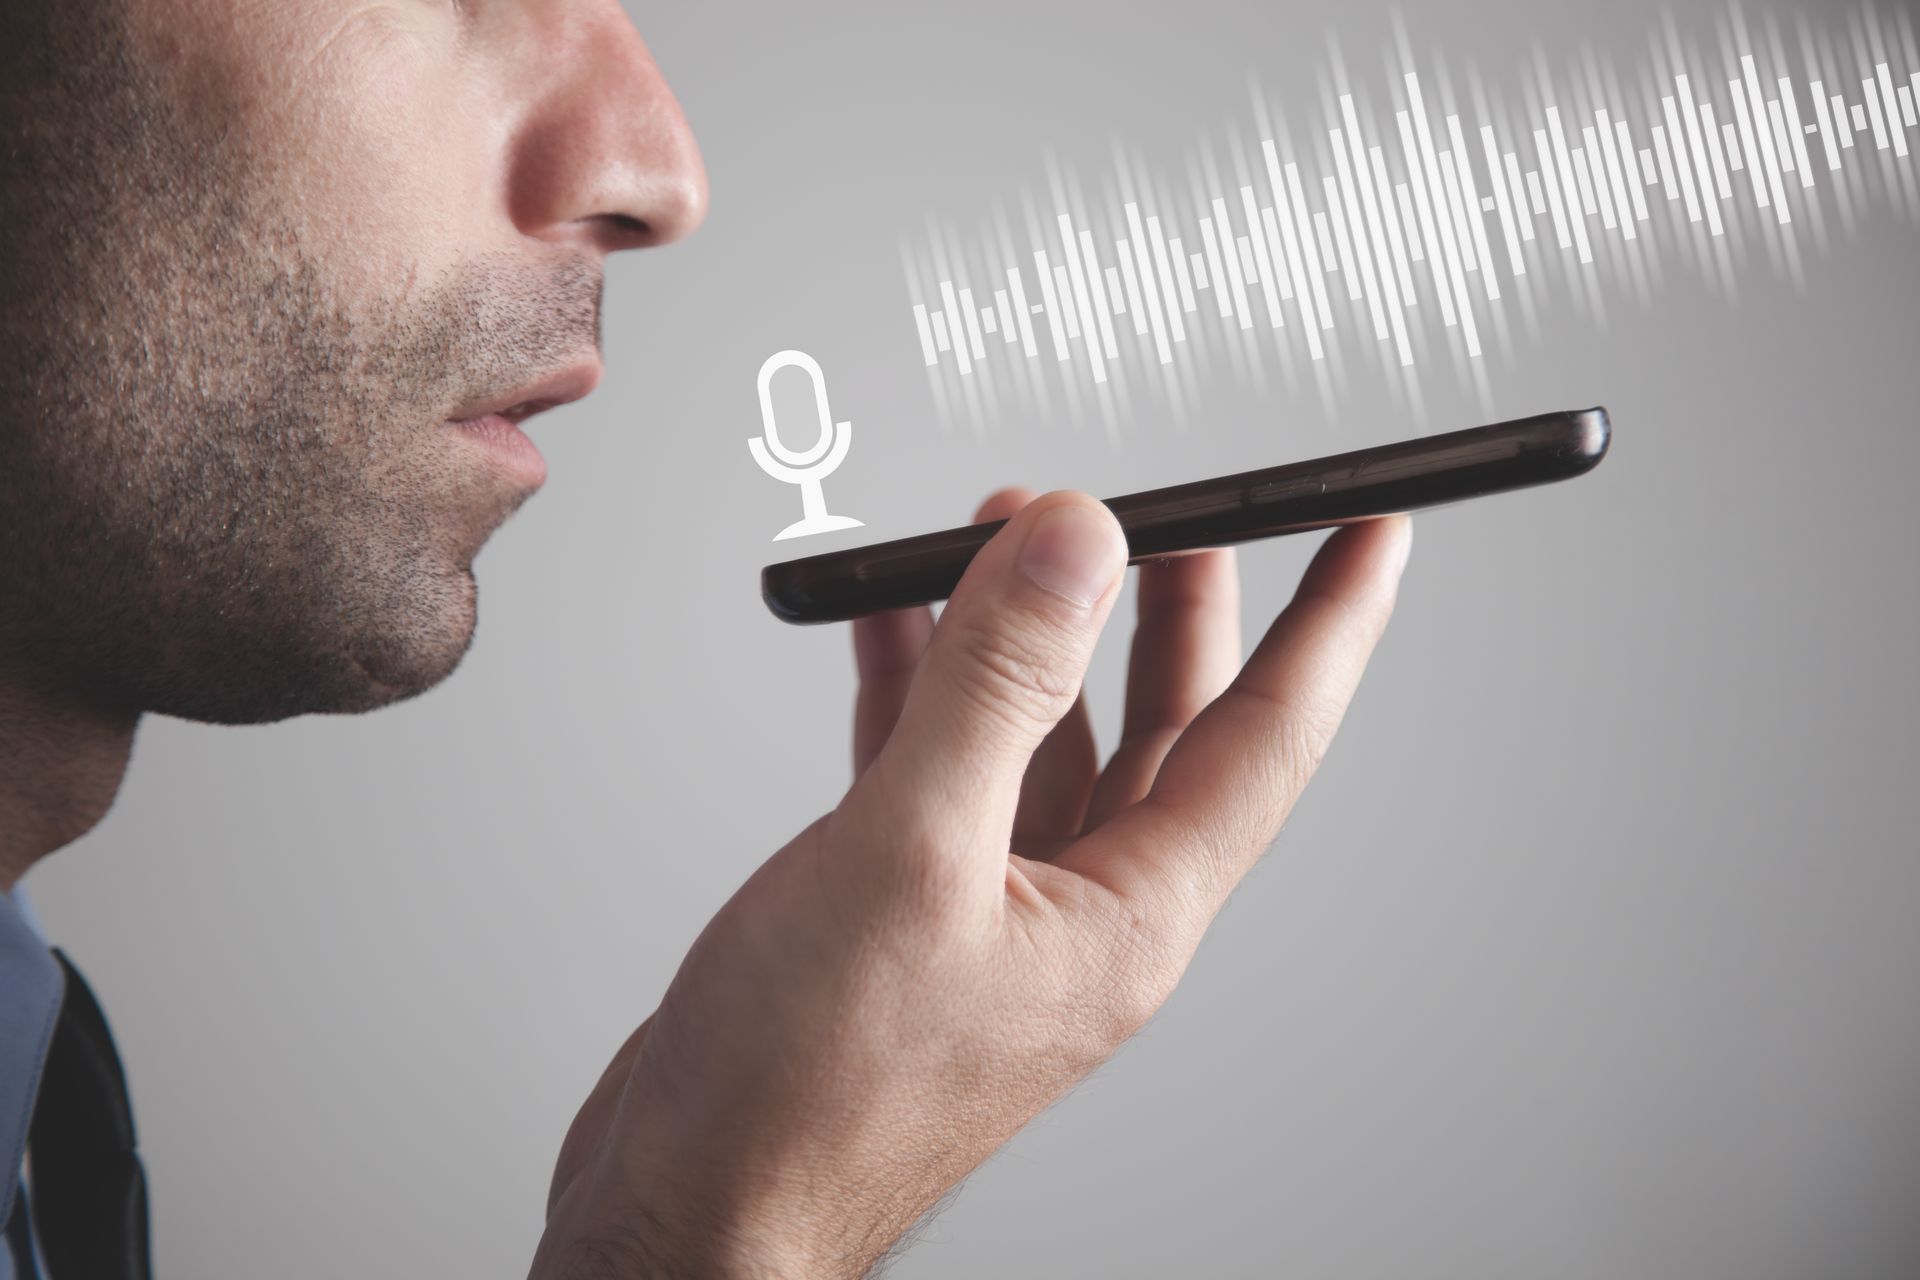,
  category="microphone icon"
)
[749,349,865,542]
